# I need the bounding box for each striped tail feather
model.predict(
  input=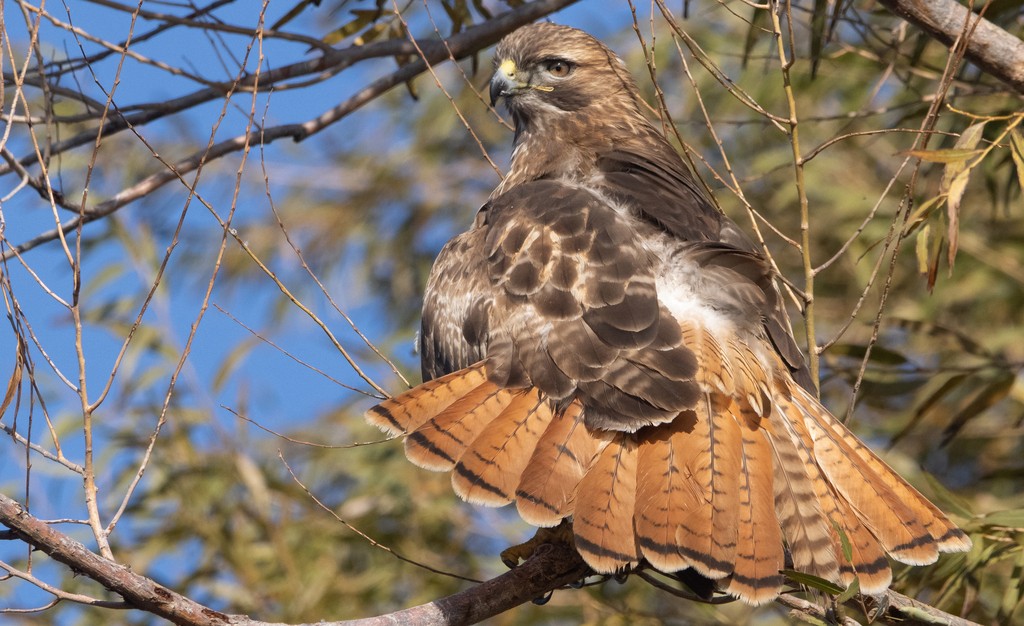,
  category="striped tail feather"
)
[699,395,743,579]
[572,435,641,572]
[772,389,893,593]
[725,399,785,605]
[669,395,742,580]
[365,364,488,435]
[791,384,971,555]
[680,321,733,390]
[634,412,704,573]
[766,404,840,584]
[404,382,514,472]
[516,401,604,526]
[452,389,554,506]
[832,488,893,593]
[787,382,968,565]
